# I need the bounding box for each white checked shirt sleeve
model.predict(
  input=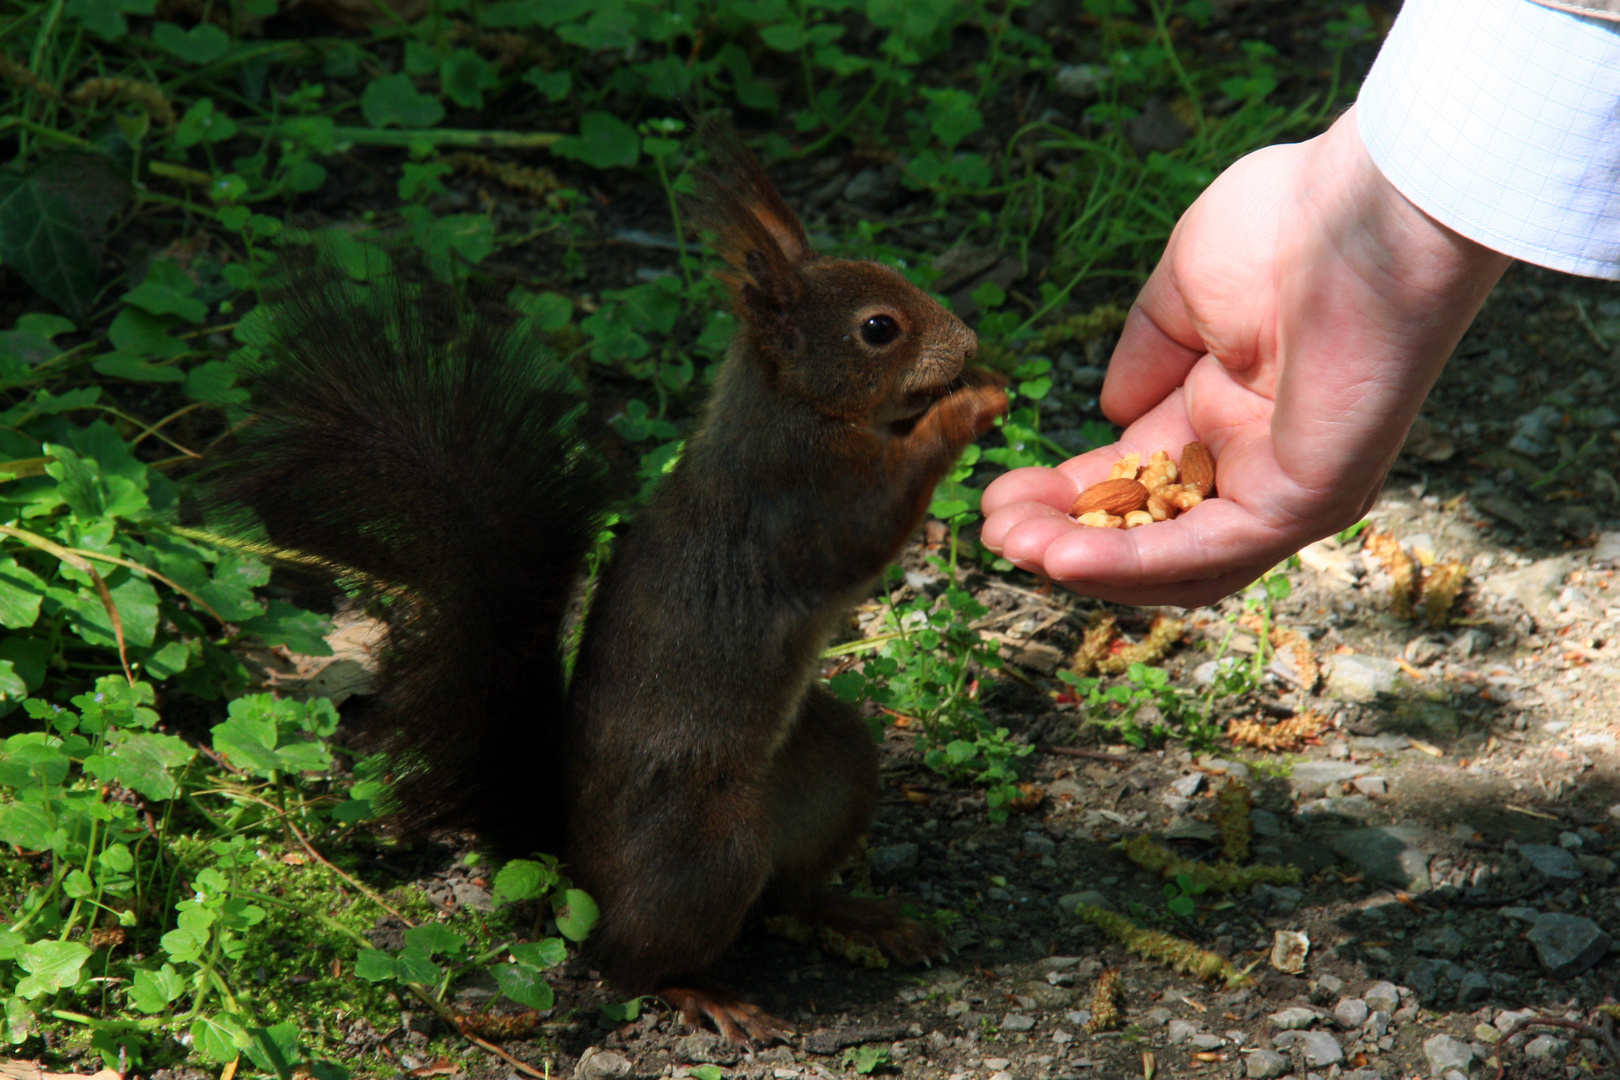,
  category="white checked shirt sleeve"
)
[1357,0,1620,280]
